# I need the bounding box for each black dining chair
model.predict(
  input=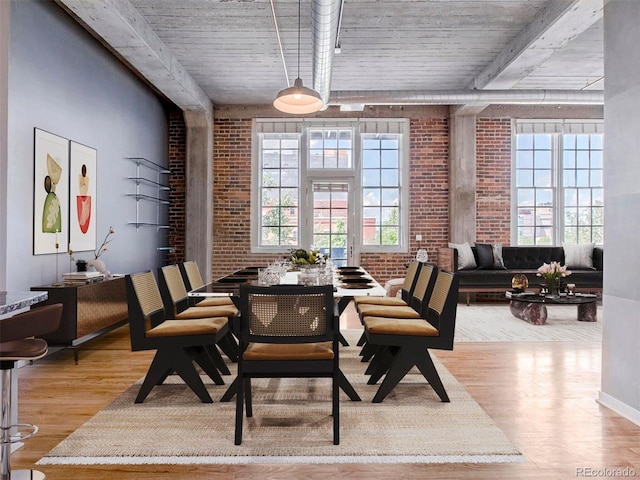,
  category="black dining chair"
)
[362,269,459,403]
[125,271,230,403]
[179,260,237,308]
[234,284,340,445]
[158,264,239,363]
